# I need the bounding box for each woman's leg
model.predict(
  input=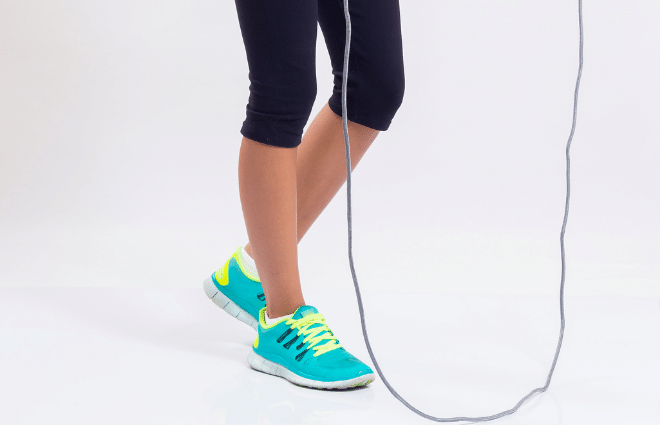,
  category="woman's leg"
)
[238,137,304,318]
[244,102,380,258]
